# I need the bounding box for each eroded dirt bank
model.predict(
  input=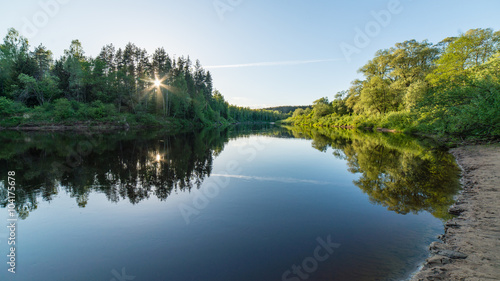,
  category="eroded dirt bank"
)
[411,144,500,280]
